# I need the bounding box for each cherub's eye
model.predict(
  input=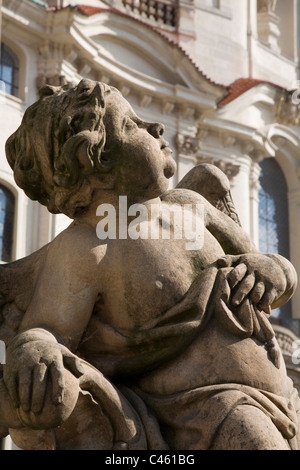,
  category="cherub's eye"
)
[77,83,93,99]
[123,117,138,132]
